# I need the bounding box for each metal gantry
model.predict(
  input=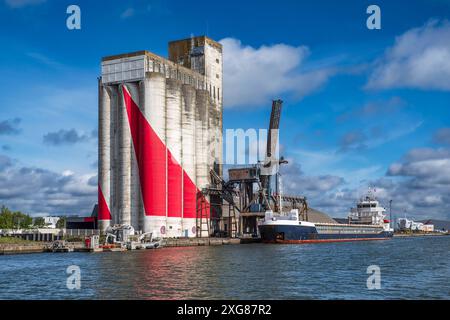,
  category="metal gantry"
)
[194,99,309,238]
